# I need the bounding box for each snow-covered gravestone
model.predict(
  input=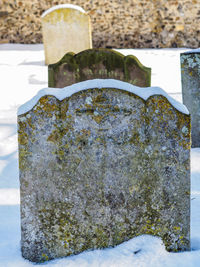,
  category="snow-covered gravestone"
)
[18,79,190,263]
[48,49,151,88]
[181,50,200,147]
[41,4,92,65]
